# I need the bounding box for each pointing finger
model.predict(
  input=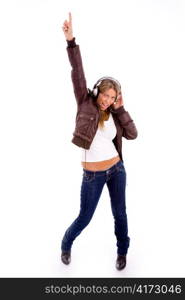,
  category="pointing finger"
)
[69,12,72,23]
